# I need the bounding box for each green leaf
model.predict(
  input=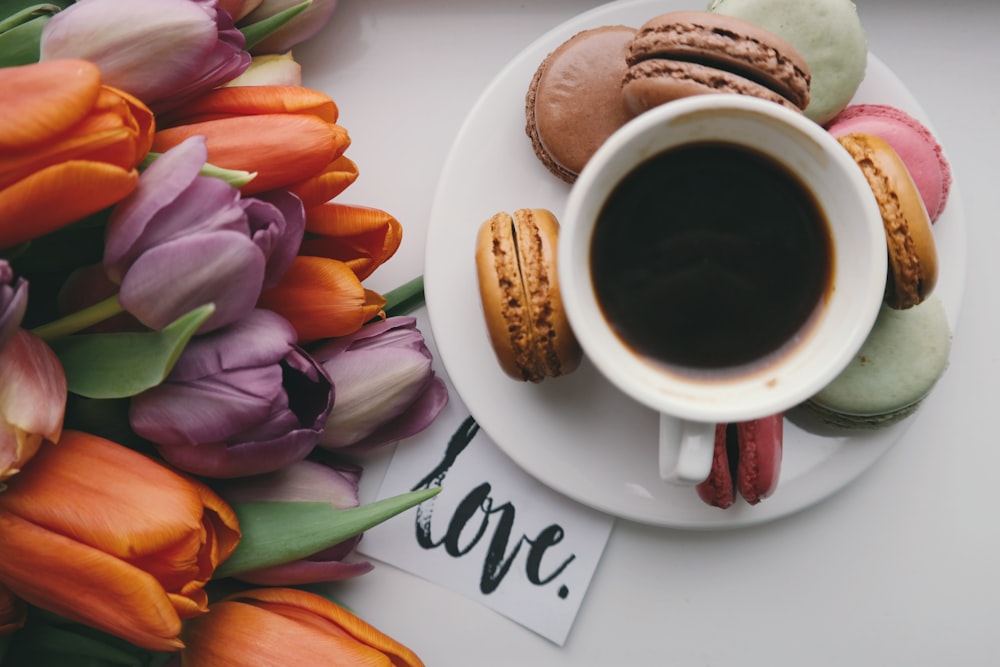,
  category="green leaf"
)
[238,0,311,50]
[50,304,214,399]
[217,486,441,578]
[0,4,60,67]
[382,275,425,317]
